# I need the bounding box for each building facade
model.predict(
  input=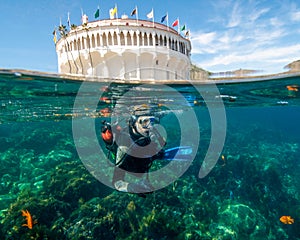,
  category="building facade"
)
[55,18,192,80]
